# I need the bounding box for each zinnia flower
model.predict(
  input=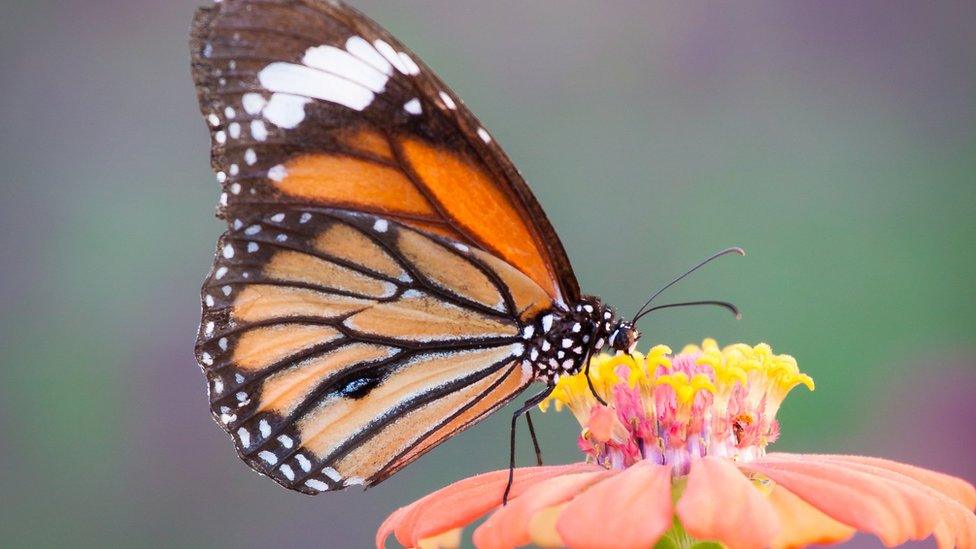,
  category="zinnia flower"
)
[377,340,976,549]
